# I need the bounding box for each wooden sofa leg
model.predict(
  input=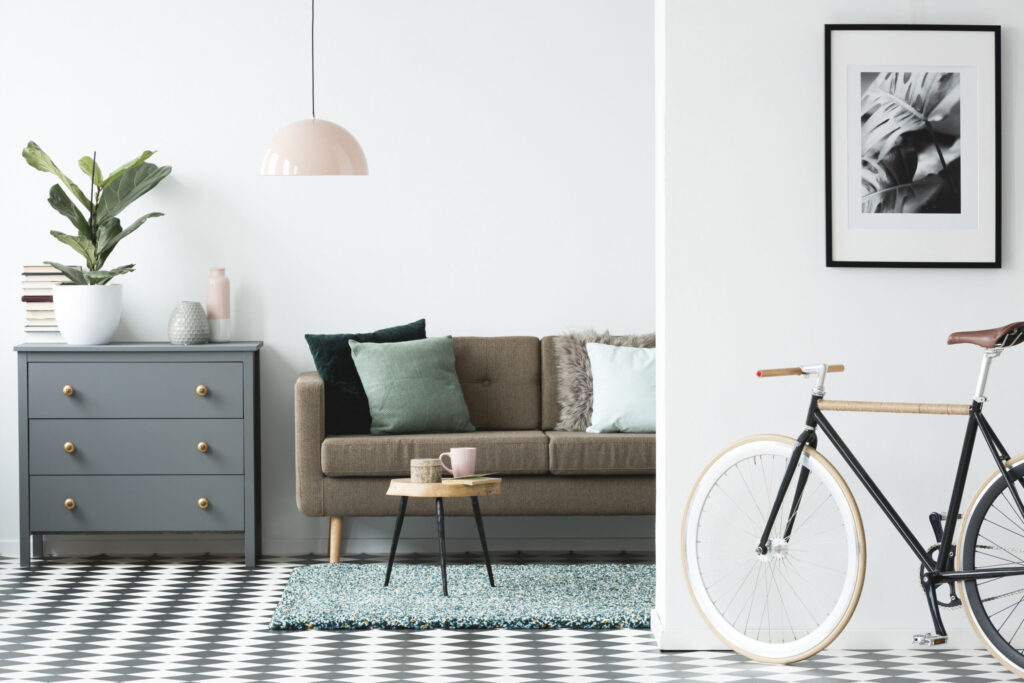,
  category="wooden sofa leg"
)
[329,517,343,563]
